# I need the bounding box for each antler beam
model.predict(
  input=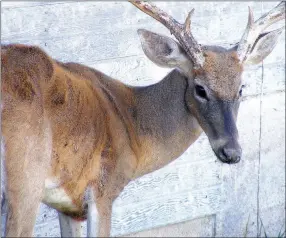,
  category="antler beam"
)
[129,1,205,68]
